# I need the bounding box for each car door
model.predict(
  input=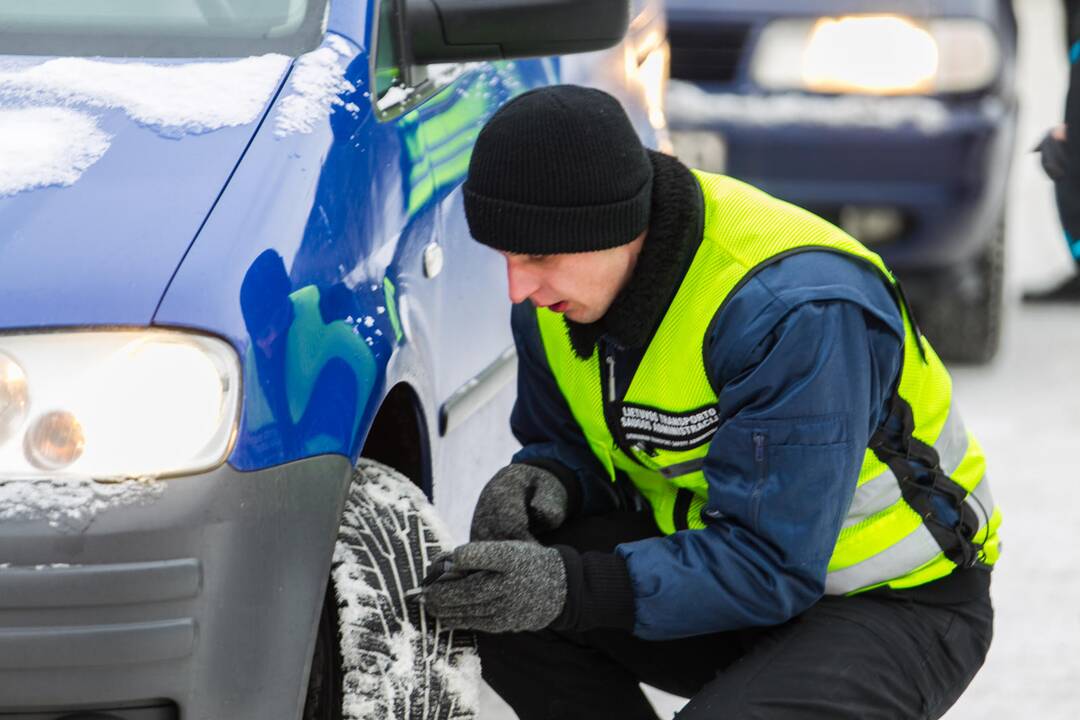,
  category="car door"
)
[412,57,559,526]
[360,0,551,529]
